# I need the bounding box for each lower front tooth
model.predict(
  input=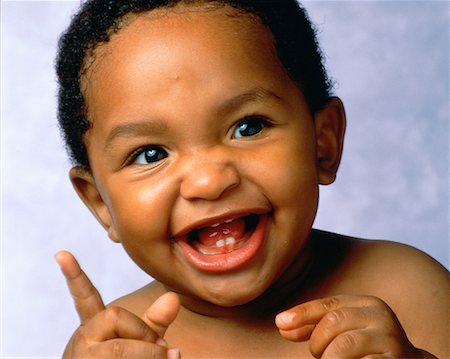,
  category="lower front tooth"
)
[225,237,235,245]
[216,239,225,247]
